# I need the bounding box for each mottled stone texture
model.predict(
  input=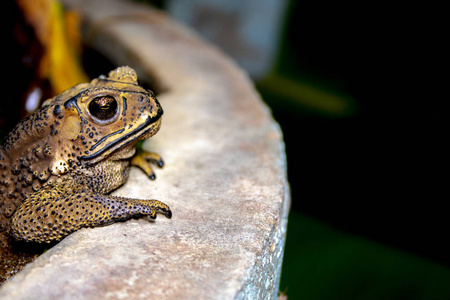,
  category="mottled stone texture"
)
[0,0,290,299]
